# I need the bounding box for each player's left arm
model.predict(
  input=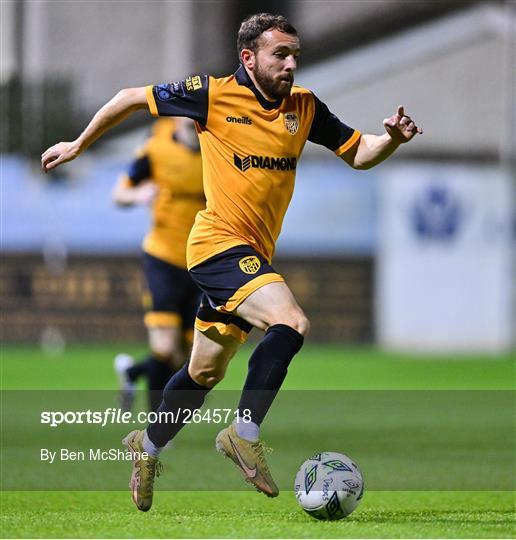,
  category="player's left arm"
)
[341,106,423,170]
[41,87,148,172]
